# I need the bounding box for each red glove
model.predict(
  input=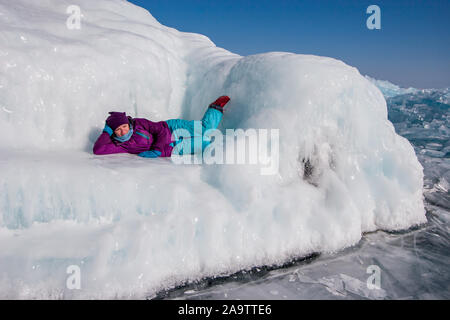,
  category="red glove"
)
[211,96,230,108]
